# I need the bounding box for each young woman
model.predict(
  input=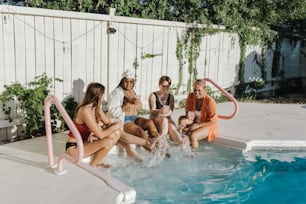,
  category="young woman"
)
[108,70,161,155]
[66,82,121,168]
[149,76,187,147]
[178,79,218,148]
